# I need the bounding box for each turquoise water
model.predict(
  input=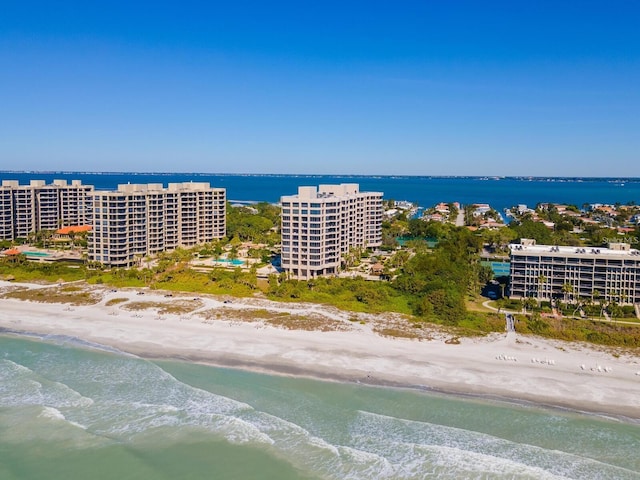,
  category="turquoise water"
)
[397,237,439,248]
[23,251,51,258]
[214,258,245,266]
[2,333,640,479]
